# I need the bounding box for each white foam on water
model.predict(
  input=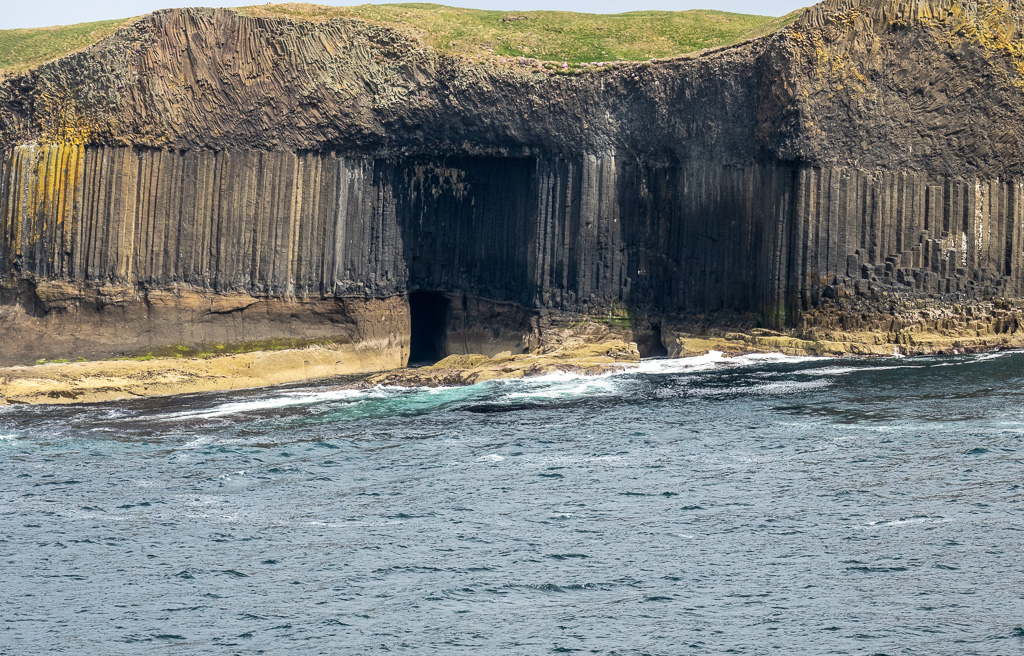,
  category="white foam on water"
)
[492,369,616,386]
[969,351,1015,362]
[478,454,505,462]
[632,351,829,376]
[800,366,862,376]
[928,350,1019,367]
[157,347,965,420]
[590,455,625,463]
[457,350,841,405]
[730,352,829,365]
[690,379,832,397]
[631,350,730,374]
[375,384,433,393]
[799,362,919,376]
[837,424,899,435]
[0,433,17,441]
[160,387,378,421]
[179,433,277,450]
[856,516,952,529]
[503,377,617,401]
[488,351,828,388]
[182,435,213,449]
[452,354,818,404]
